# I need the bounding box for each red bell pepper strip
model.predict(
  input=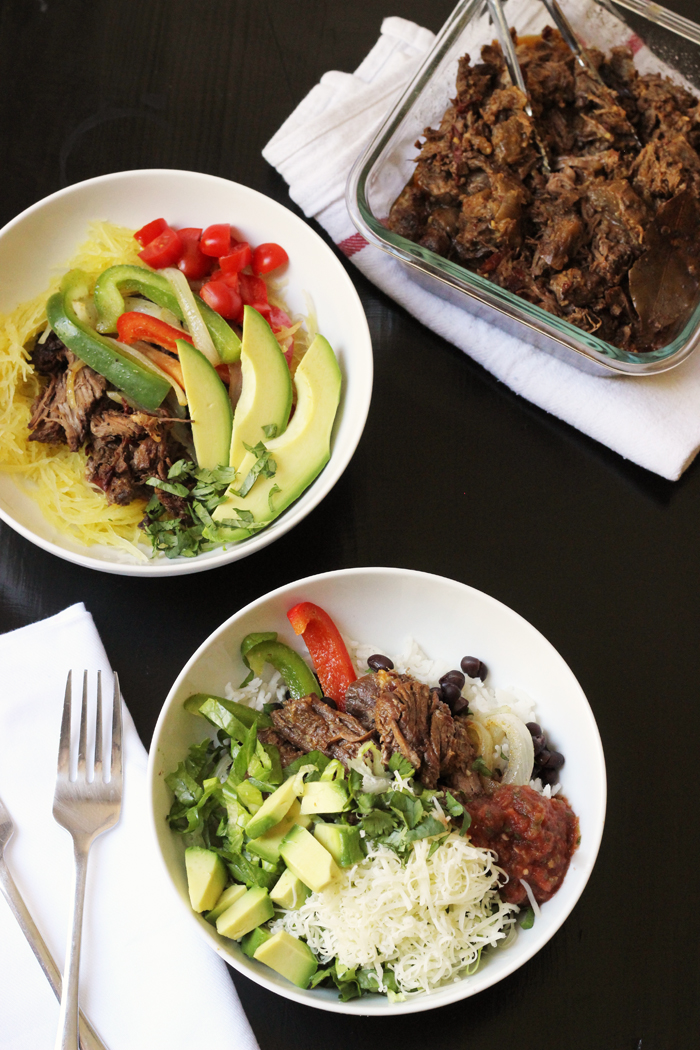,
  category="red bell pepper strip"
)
[116,311,193,354]
[287,602,356,709]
